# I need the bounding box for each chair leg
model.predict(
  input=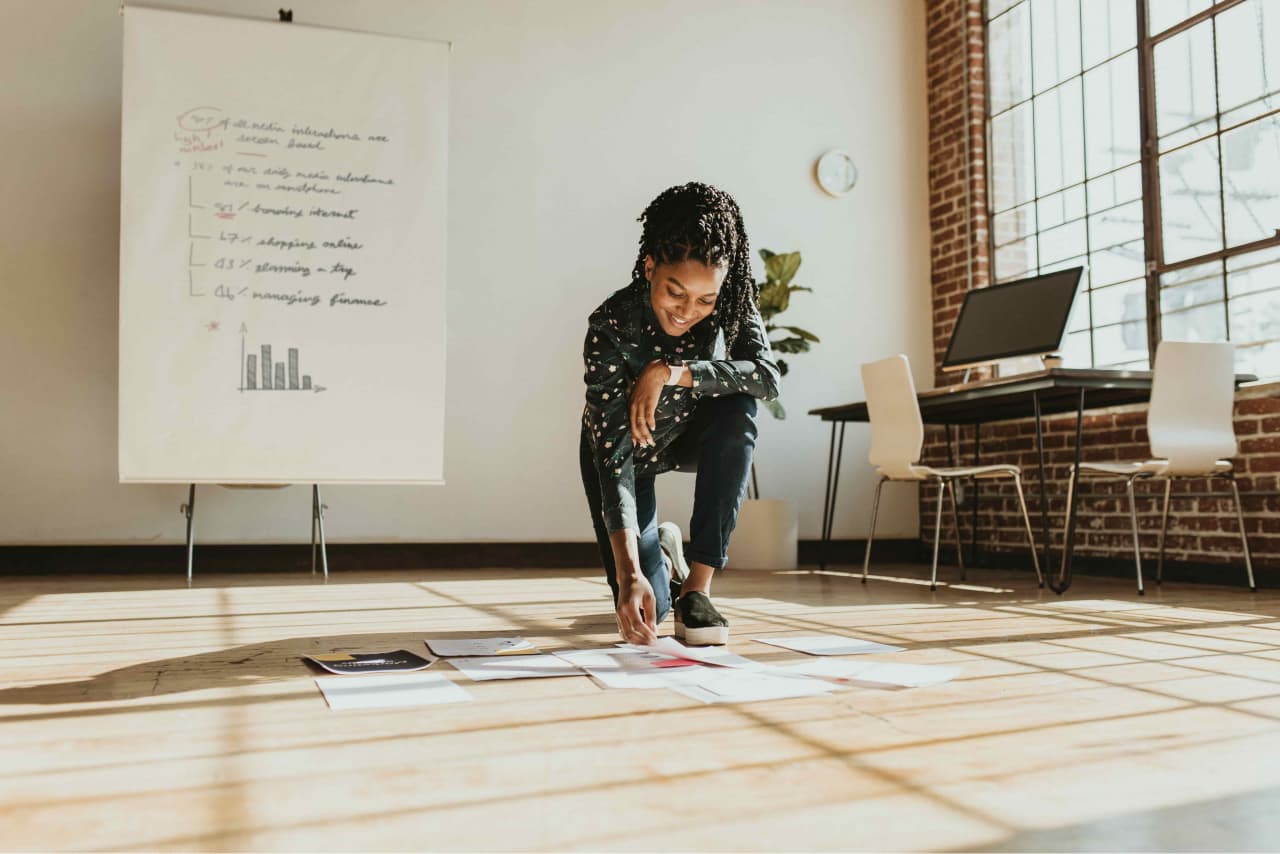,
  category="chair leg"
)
[945,479,965,581]
[930,479,945,591]
[182,483,196,584]
[1126,476,1144,595]
[1013,474,1043,588]
[1227,474,1257,592]
[1058,464,1079,589]
[862,477,885,584]
[1156,478,1172,586]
